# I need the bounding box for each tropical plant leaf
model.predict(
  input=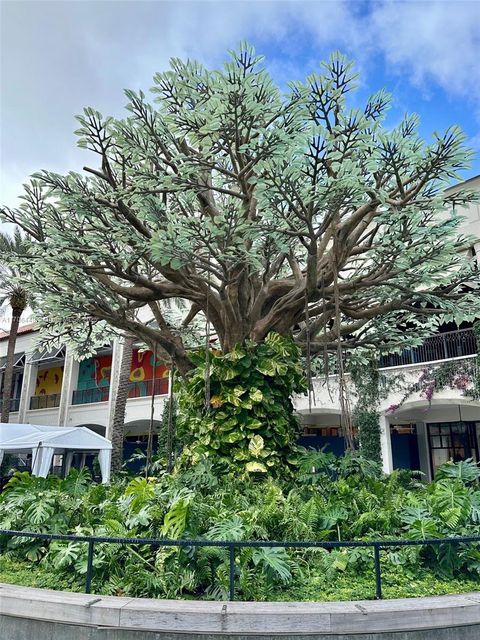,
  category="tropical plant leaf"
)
[252,546,291,584]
